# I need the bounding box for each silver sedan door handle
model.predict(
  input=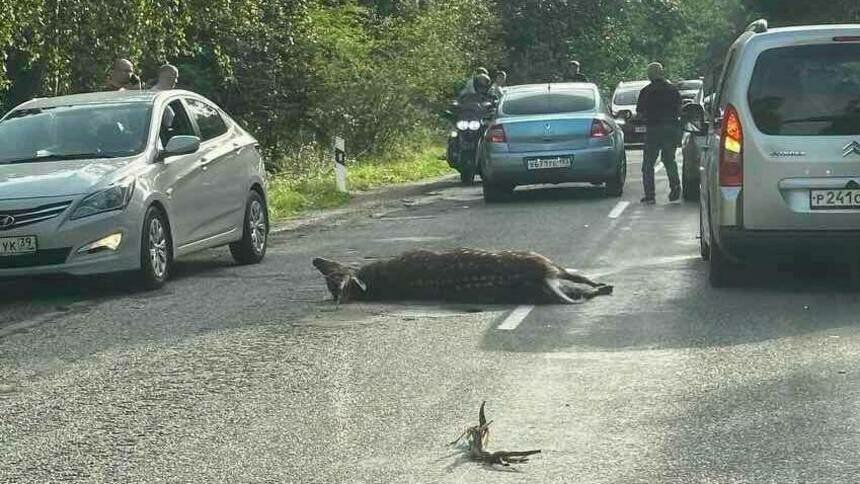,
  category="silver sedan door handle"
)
[200,157,210,170]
